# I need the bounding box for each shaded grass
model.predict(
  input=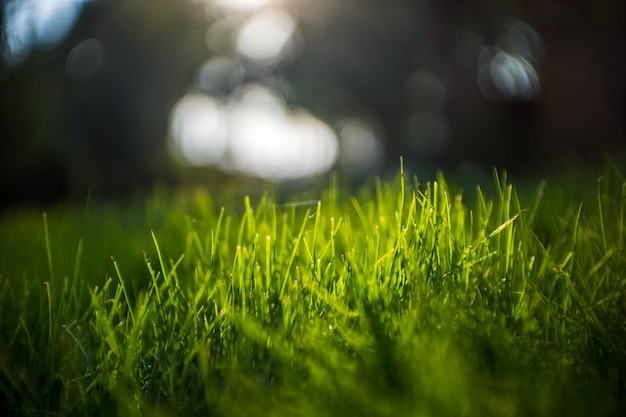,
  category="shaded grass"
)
[1,163,625,416]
